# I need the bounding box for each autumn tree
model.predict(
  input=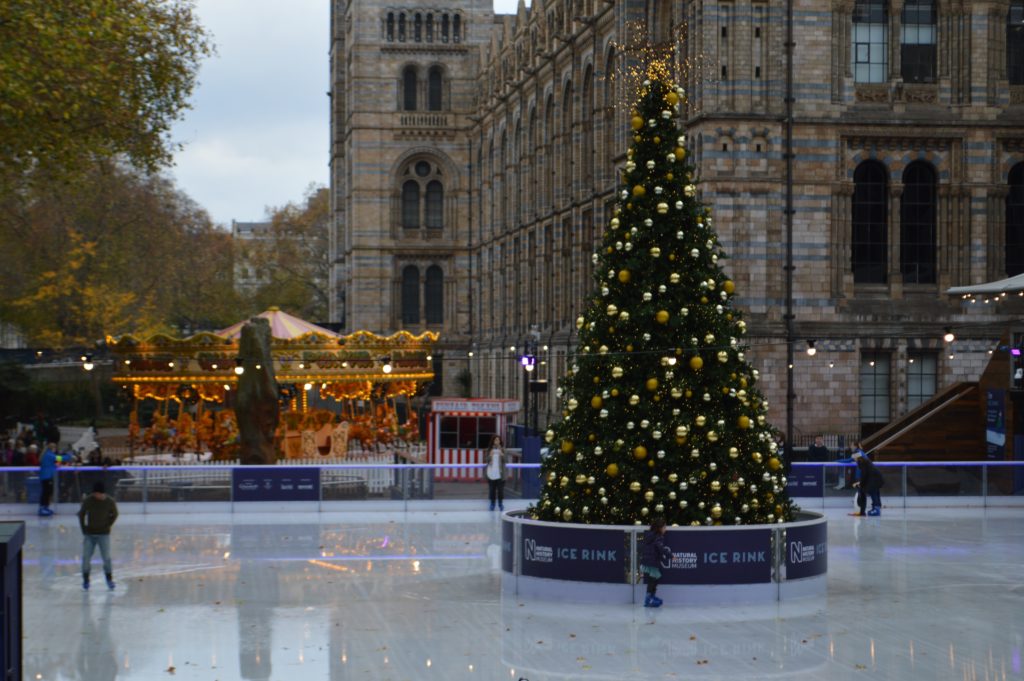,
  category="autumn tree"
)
[242,185,331,322]
[0,0,213,190]
[0,162,240,347]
